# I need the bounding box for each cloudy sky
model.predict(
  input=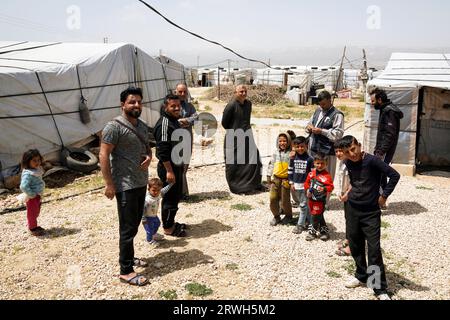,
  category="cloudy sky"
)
[1,0,449,68]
